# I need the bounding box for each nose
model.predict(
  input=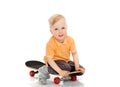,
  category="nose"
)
[58,29,63,34]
